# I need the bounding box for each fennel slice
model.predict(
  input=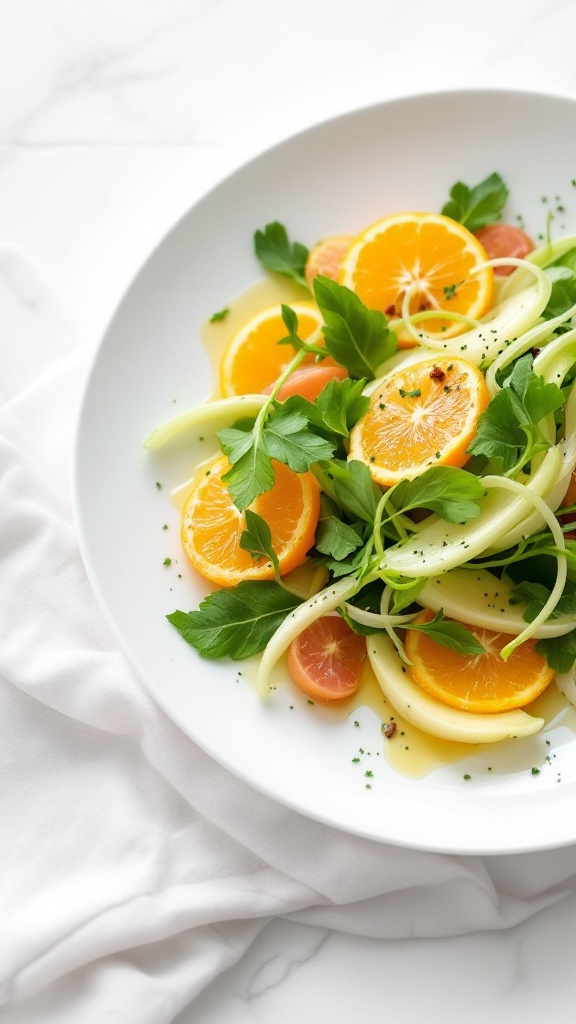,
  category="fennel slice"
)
[418,567,575,639]
[556,666,576,709]
[486,433,576,553]
[368,634,544,744]
[143,394,266,449]
[386,278,550,368]
[382,445,563,579]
